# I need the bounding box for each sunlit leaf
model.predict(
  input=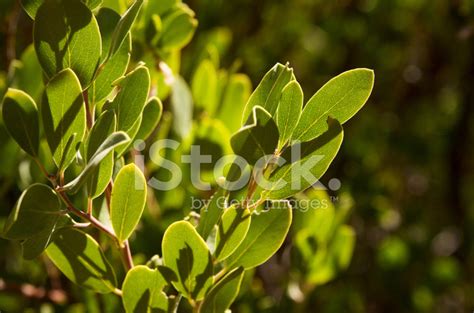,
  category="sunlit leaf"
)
[200,267,245,313]
[41,69,86,171]
[215,206,251,262]
[241,63,293,123]
[265,118,343,199]
[46,228,117,293]
[292,69,374,142]
[276,81,303,148]
[231,106,278,165]
[3,184,62,240]
[226,201,292,269]
[122,265,169,313]
[110,163,147,243]
[34,0,101,86]
[162,221,213,300]
[1,89,39,156]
